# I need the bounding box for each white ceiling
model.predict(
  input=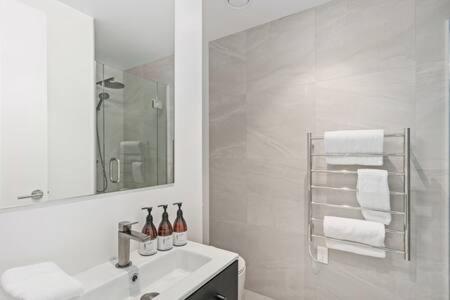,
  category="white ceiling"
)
[56,0,331,69]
